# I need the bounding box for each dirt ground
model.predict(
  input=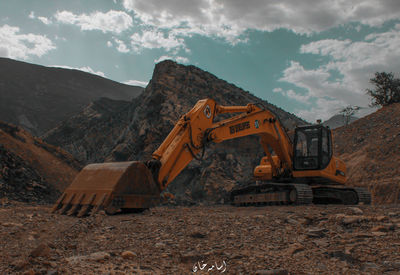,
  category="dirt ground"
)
[0,203,399,275]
